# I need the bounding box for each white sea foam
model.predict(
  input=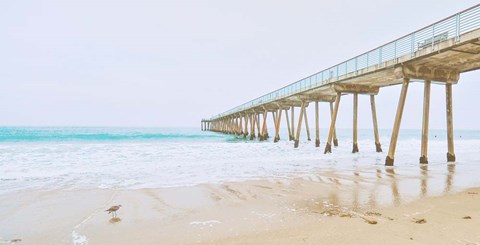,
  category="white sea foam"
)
[71,231,88,245]
[190,220,221,227]
[1,128,480,194]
